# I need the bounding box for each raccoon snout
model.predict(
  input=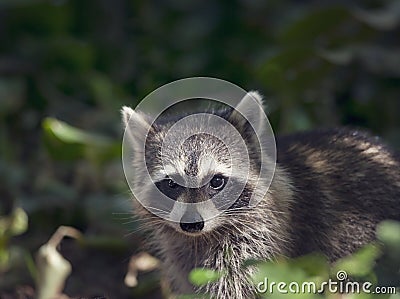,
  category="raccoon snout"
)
[179,211,204,233]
